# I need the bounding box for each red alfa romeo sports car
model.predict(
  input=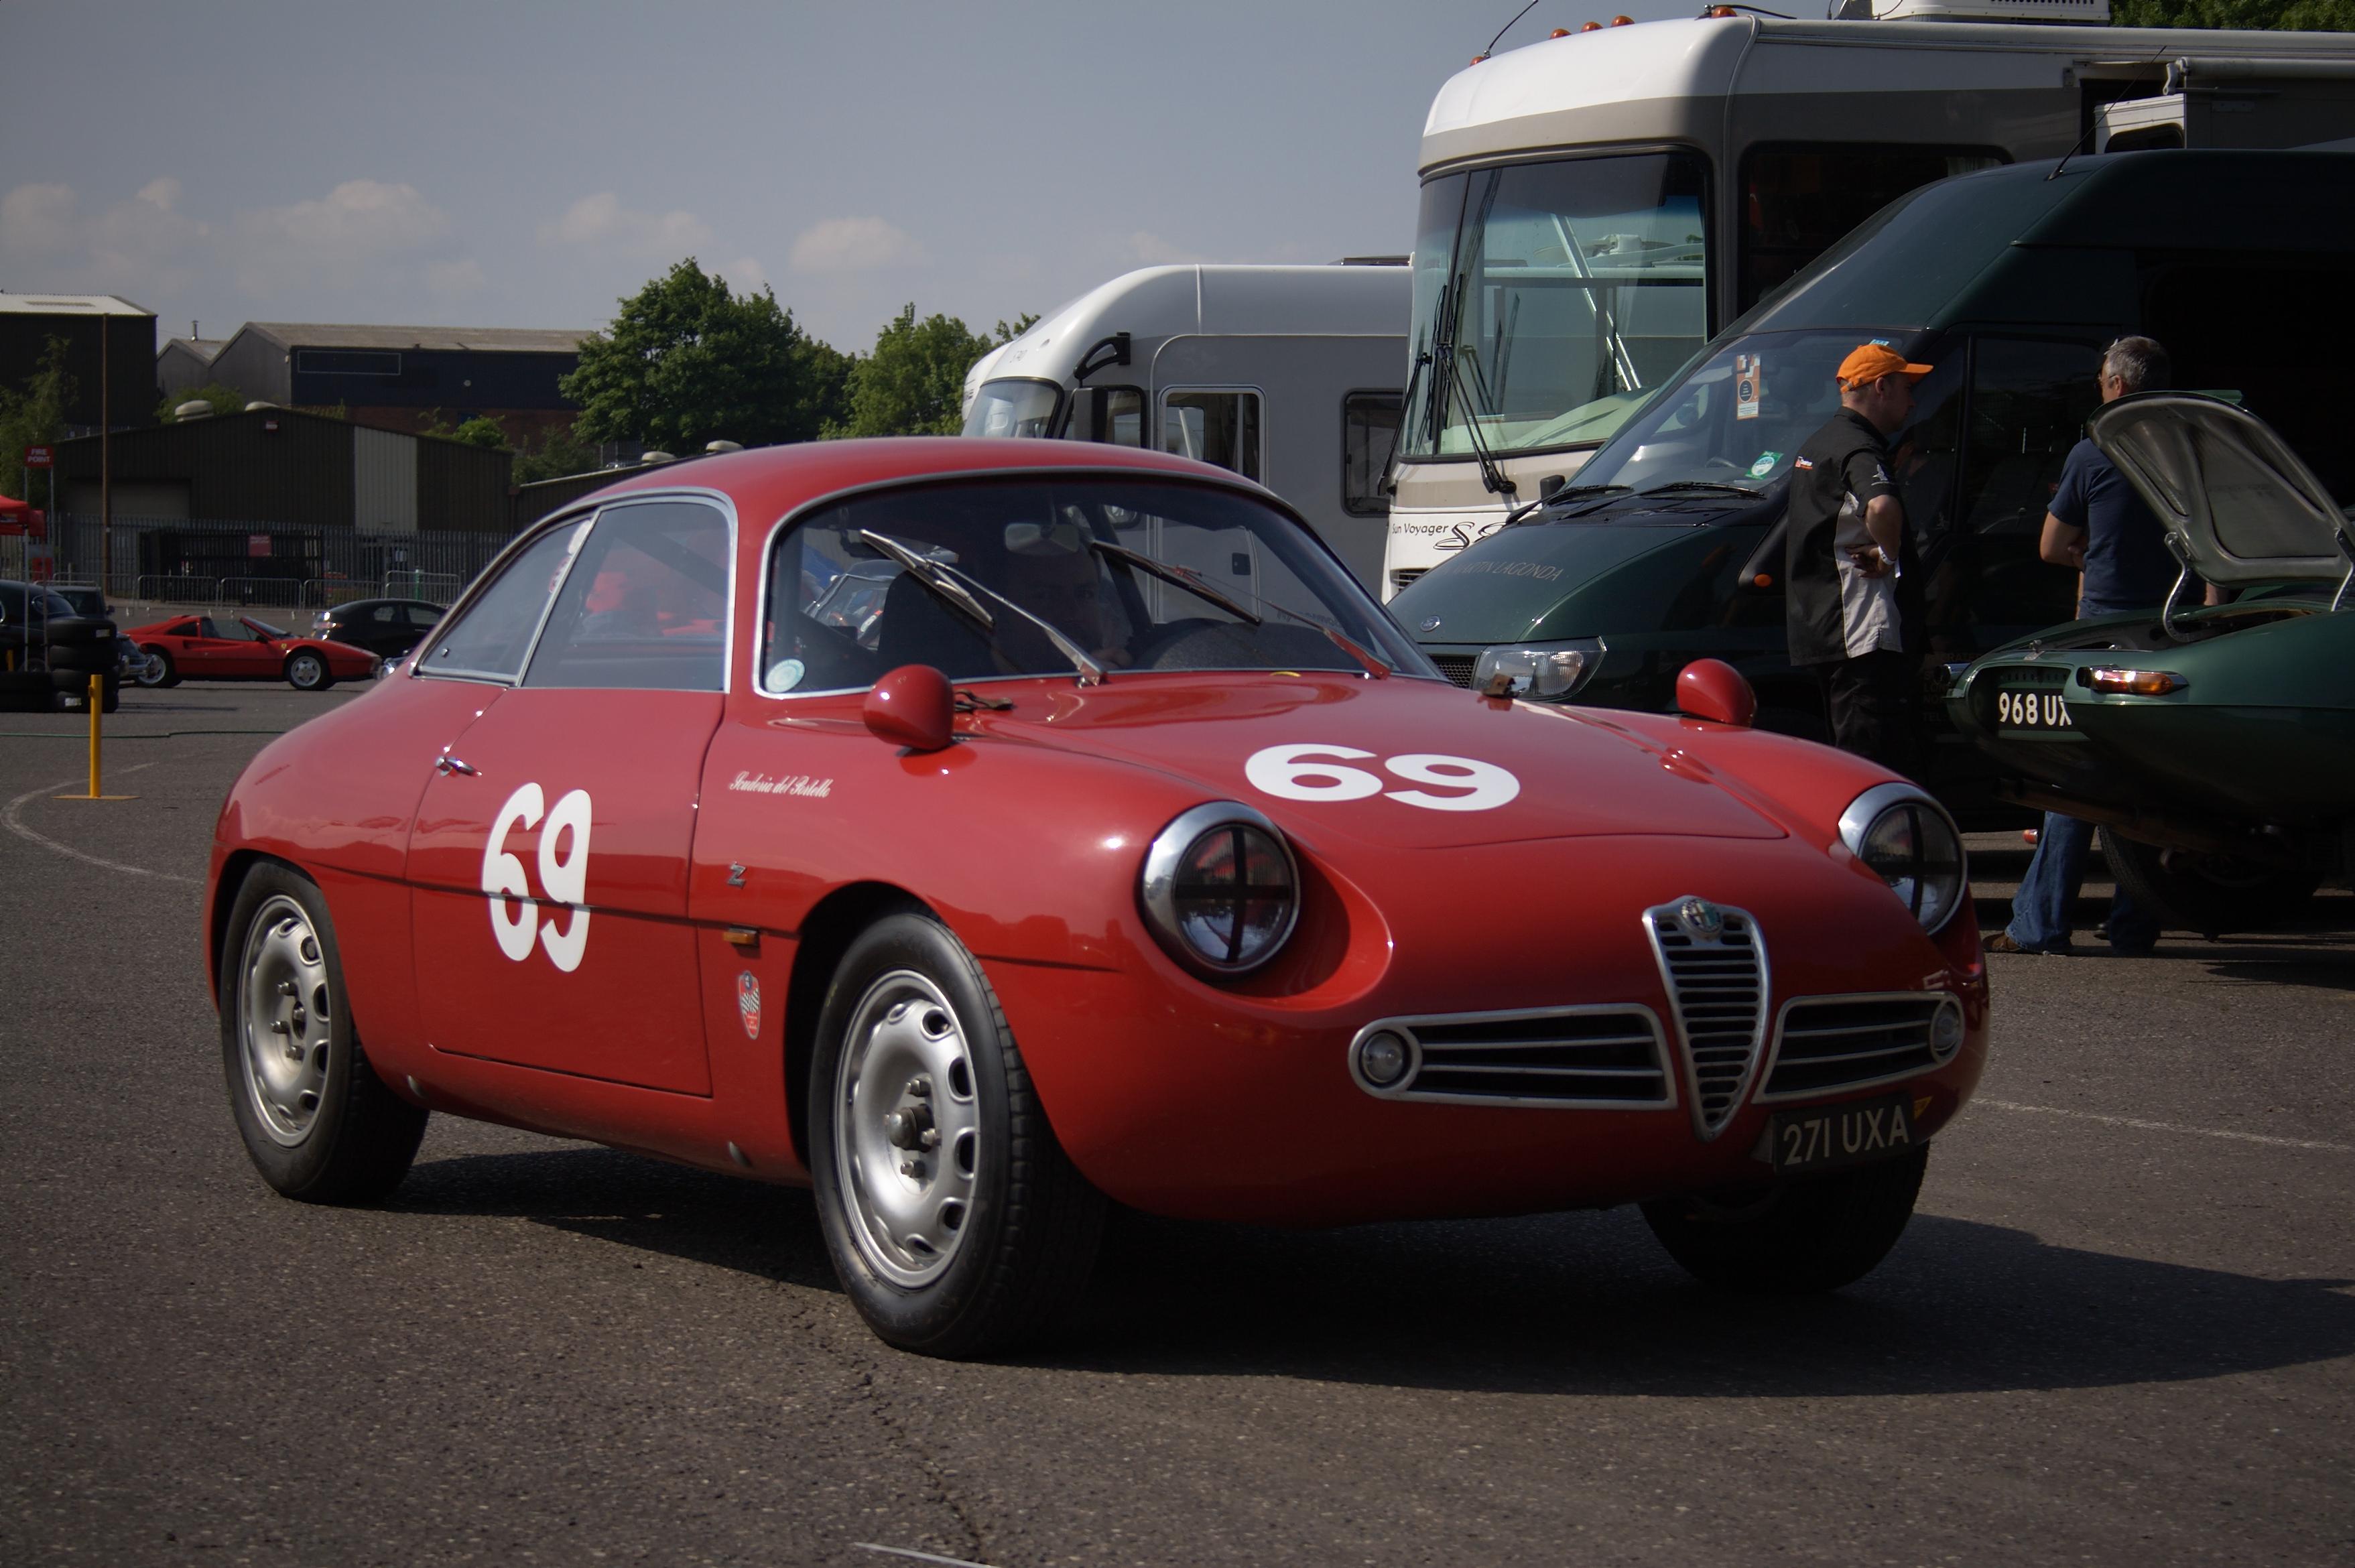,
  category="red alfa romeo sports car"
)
[206,438,1988,1356]
[128,612,379,690]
